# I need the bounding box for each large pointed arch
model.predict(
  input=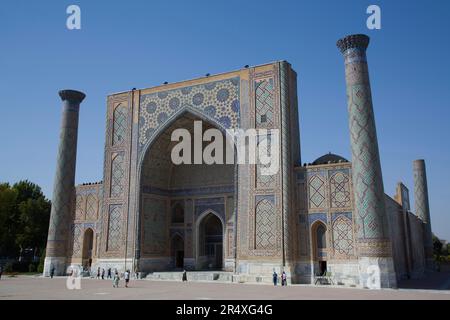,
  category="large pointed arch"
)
[137,106,231,171]
[135,109,237,272]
